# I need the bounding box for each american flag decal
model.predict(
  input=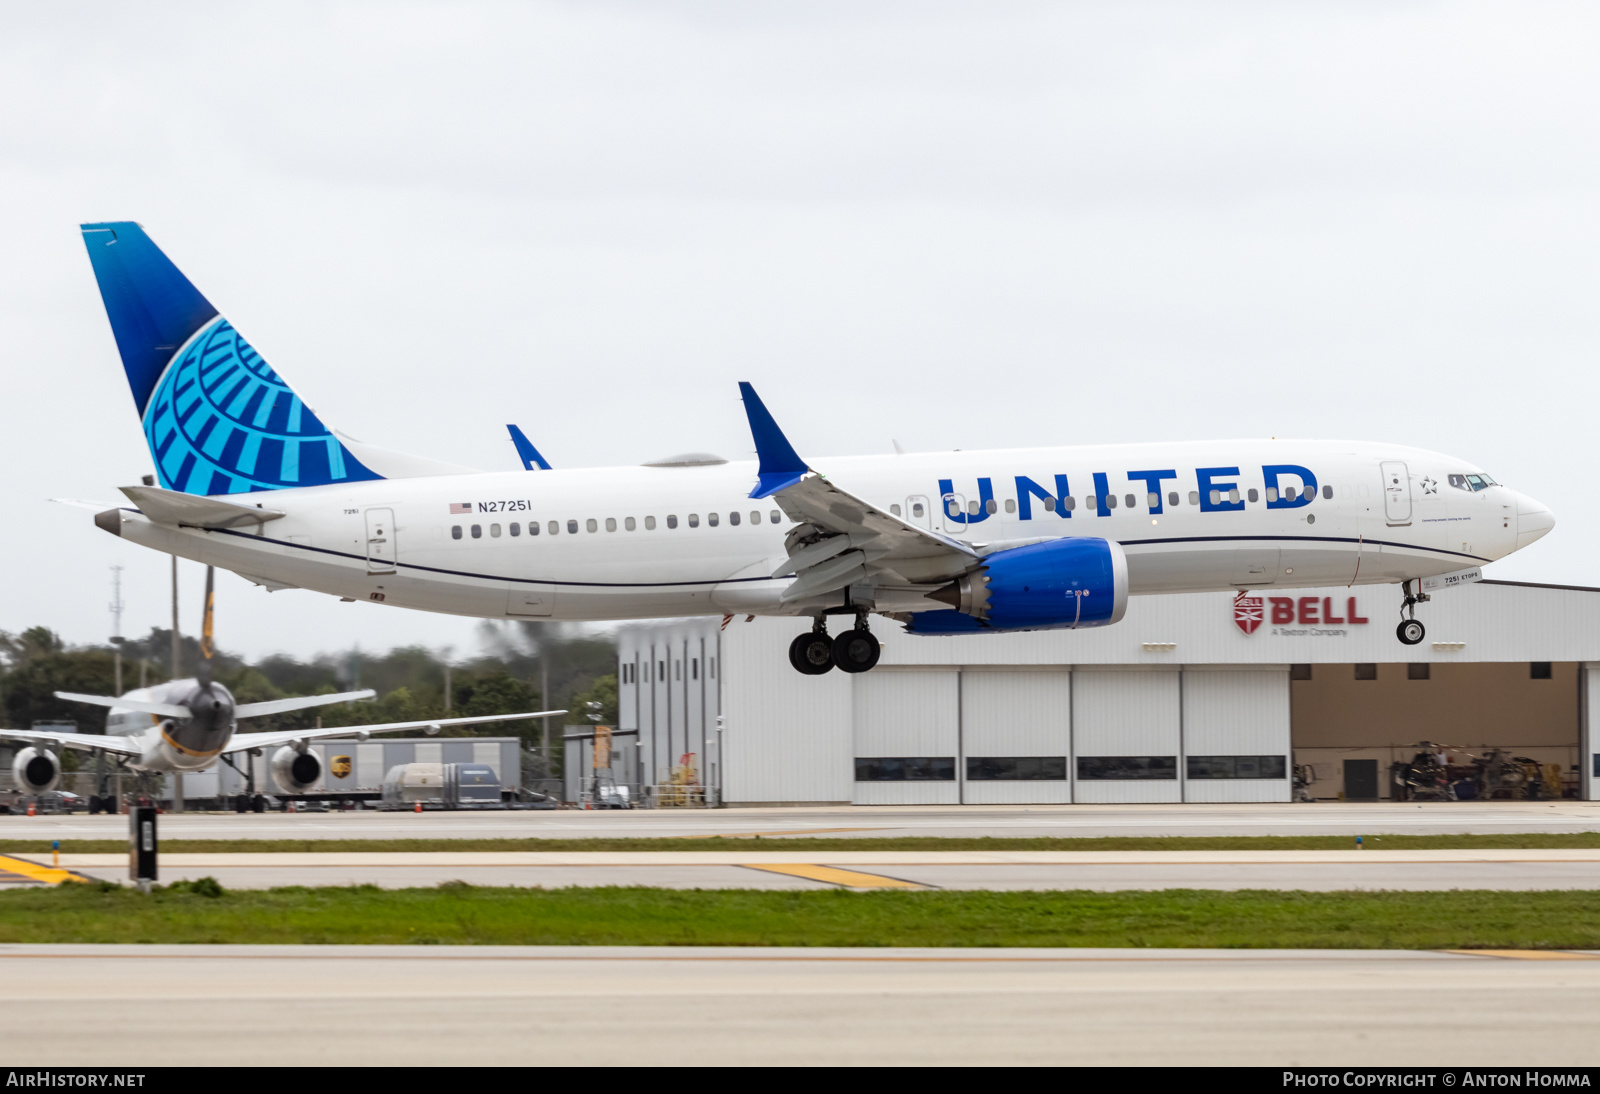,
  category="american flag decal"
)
[449,502,472,515]
[1233,591,1264,636]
